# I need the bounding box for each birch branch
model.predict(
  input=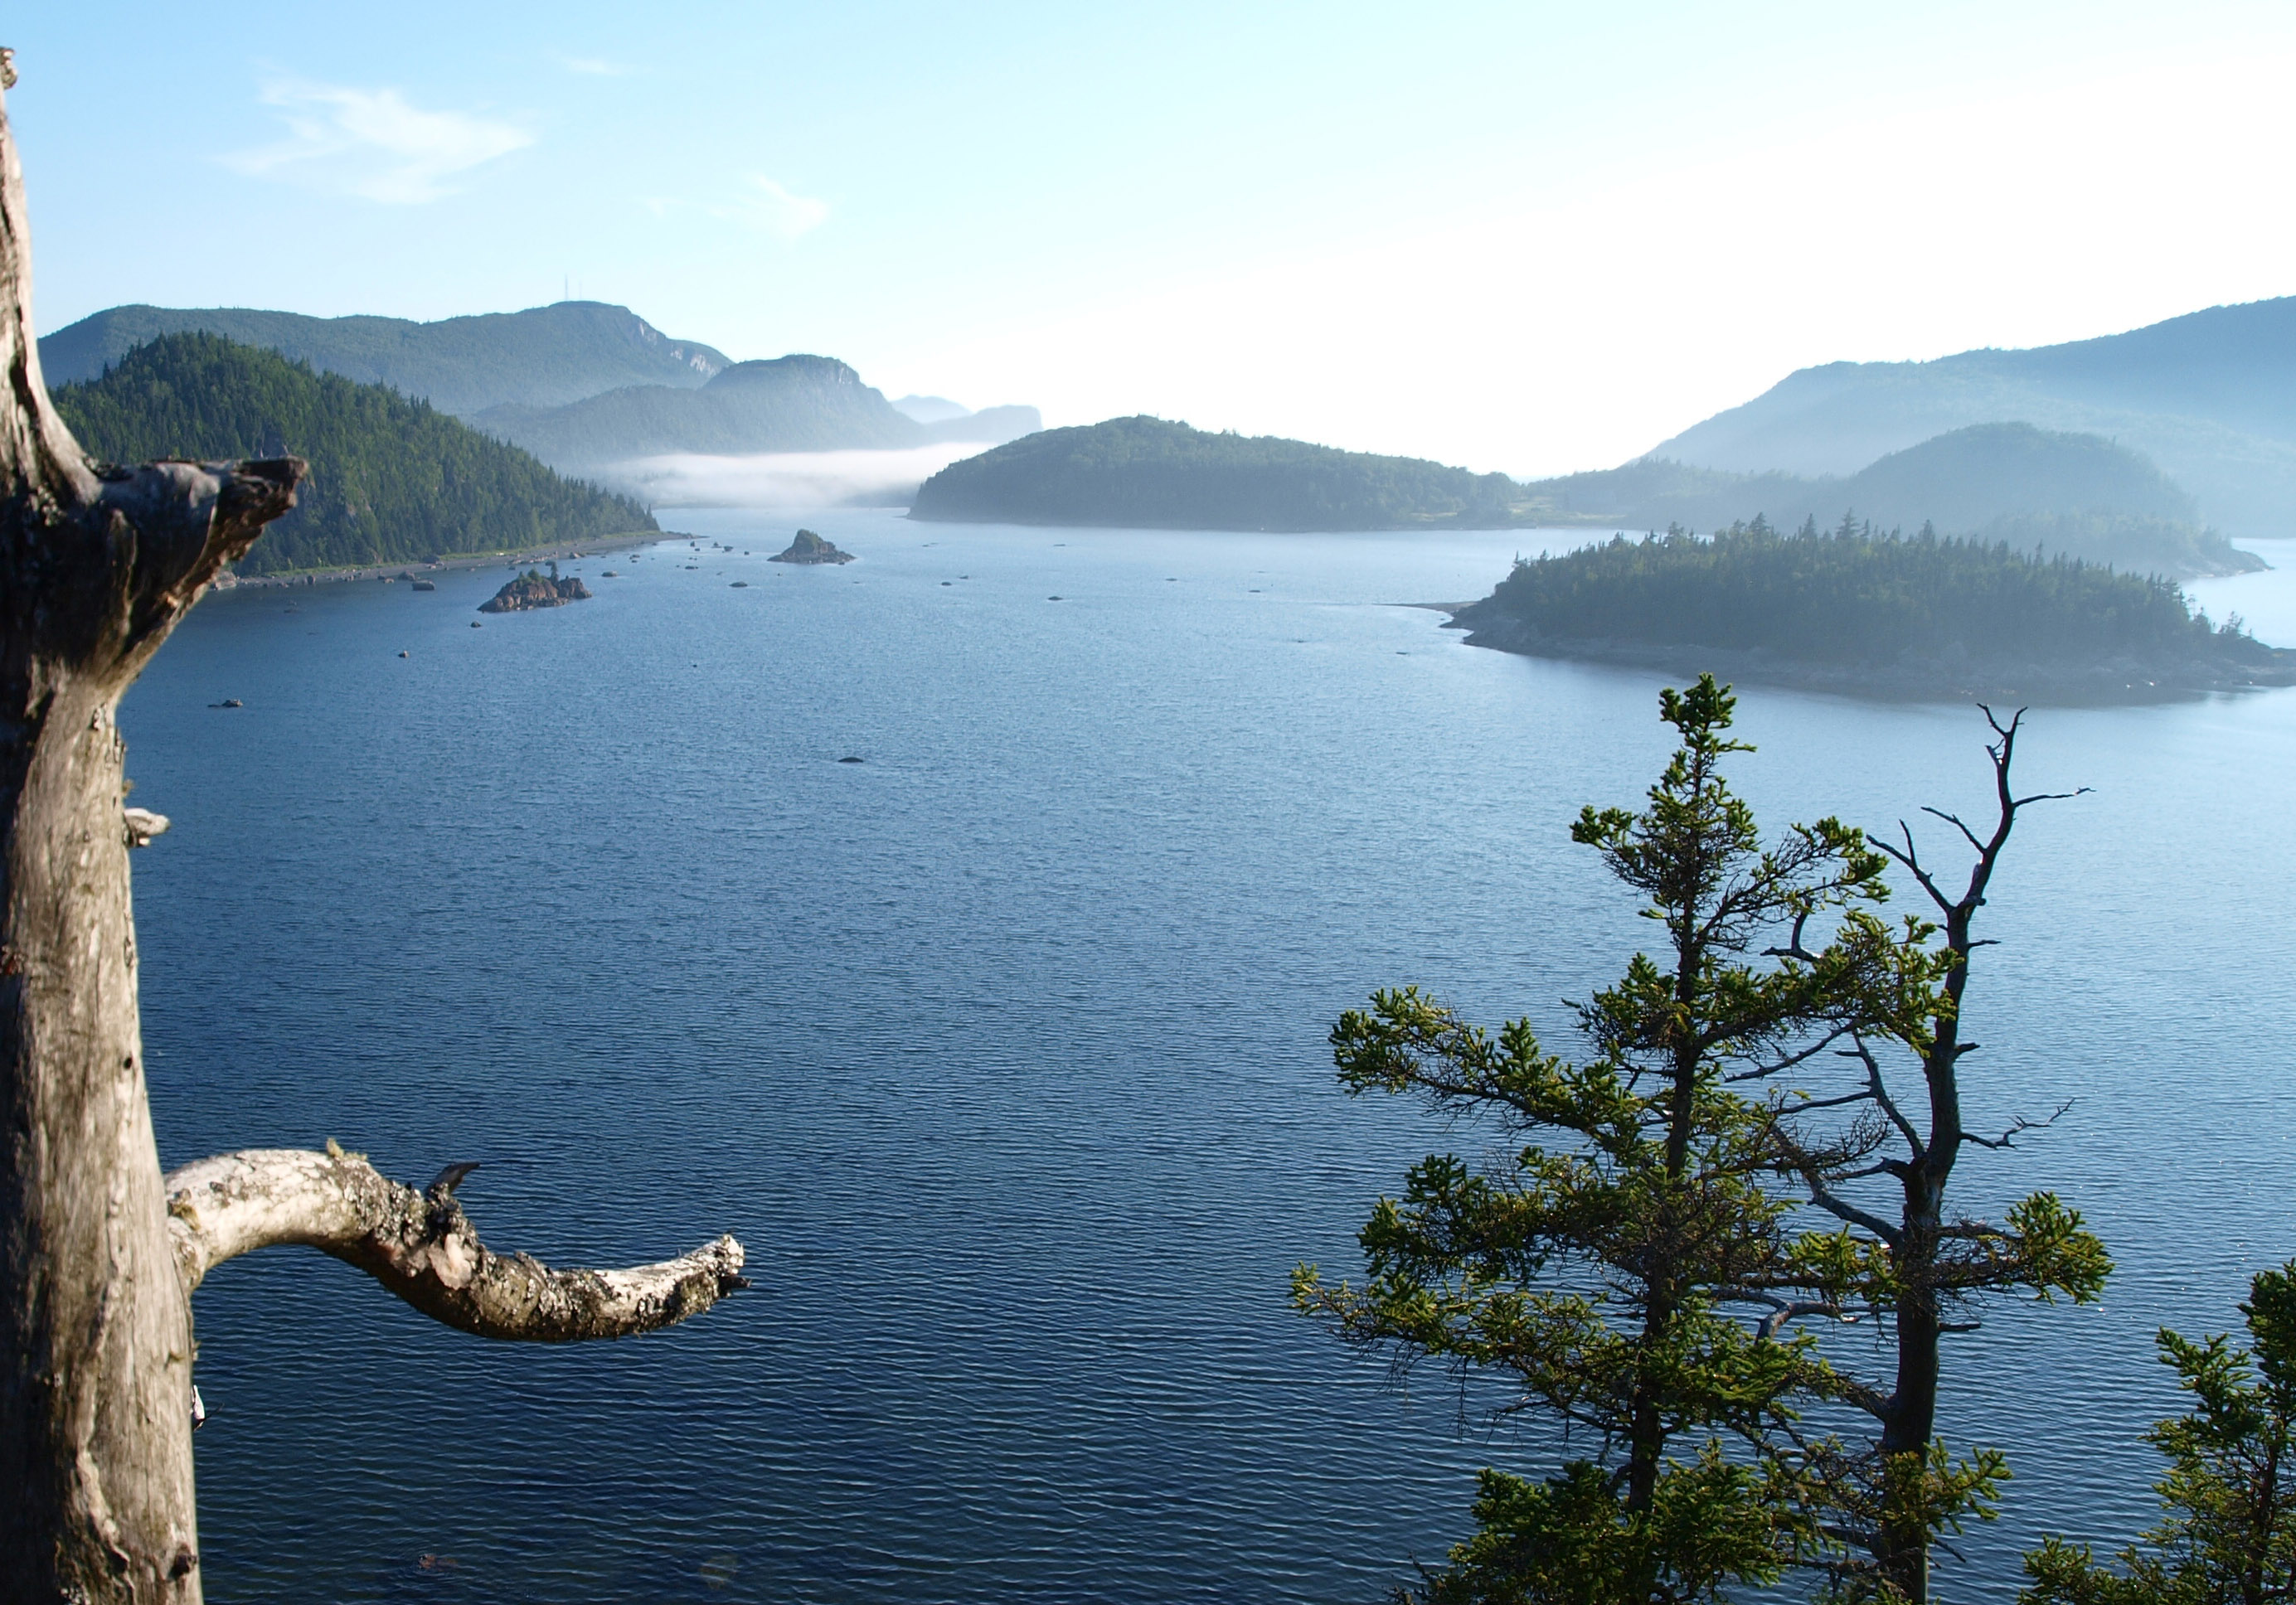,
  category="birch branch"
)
[163,1147,745,1342]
